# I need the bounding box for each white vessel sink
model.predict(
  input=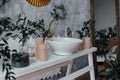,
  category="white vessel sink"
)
[46,37,83,55]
